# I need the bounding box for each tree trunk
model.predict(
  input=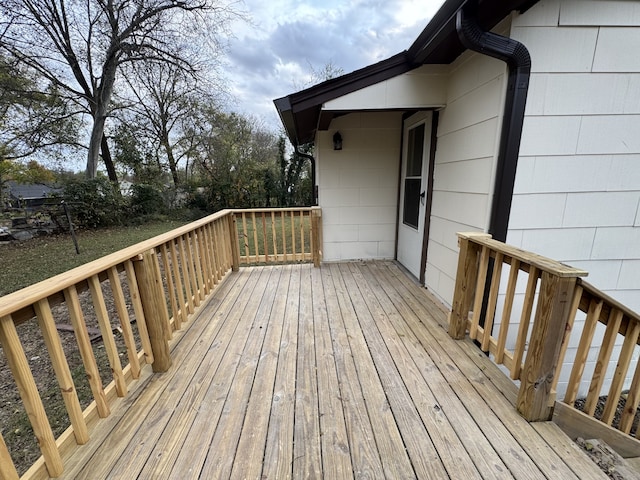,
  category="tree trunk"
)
[101,135,118,184]
[162,138,180,187]
[86,59,117,178]
[86,110,106,178]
